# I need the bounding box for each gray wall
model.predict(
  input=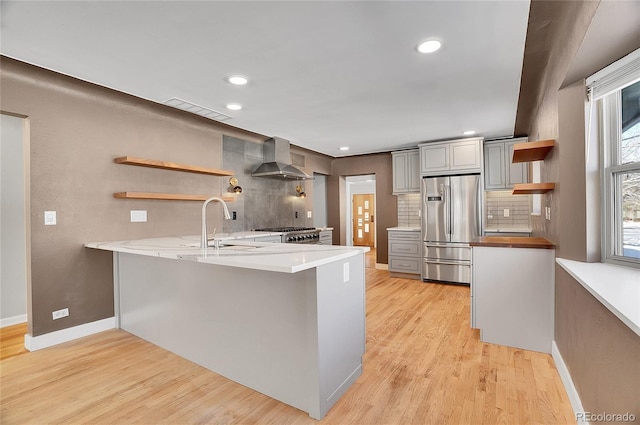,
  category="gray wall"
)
[1,114,27,324]
[517,1,640,421]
